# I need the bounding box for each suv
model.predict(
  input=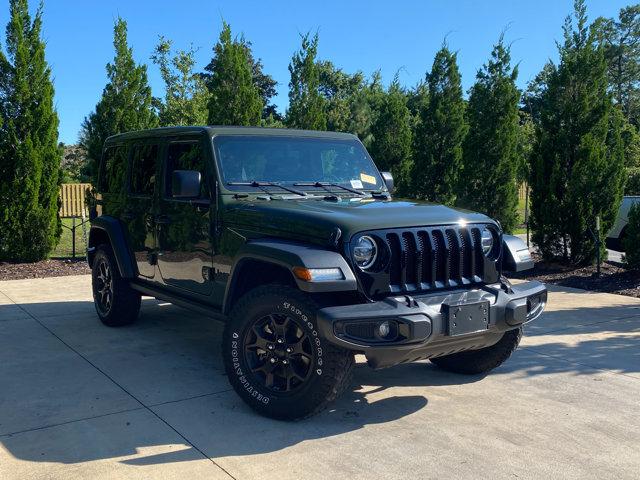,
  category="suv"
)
[606,195,640,251]
[88,126,547,420]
